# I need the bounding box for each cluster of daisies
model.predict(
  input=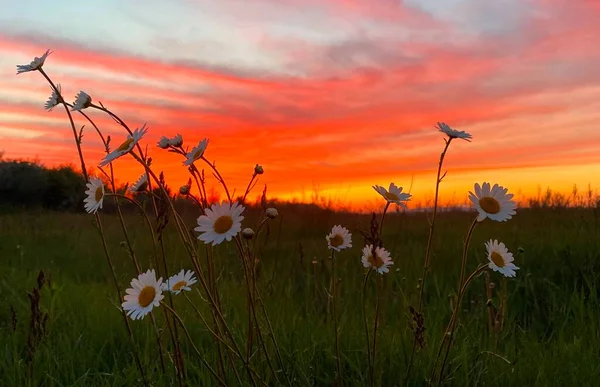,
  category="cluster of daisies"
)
[16,49,521,322]
[322,124,519,281]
